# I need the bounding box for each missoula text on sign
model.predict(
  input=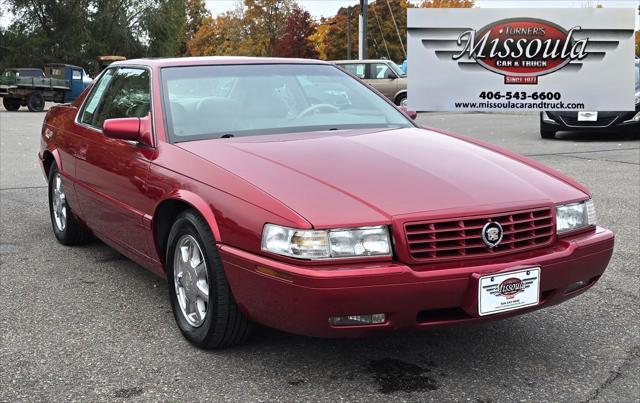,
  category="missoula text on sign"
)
[407,8,636,112]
